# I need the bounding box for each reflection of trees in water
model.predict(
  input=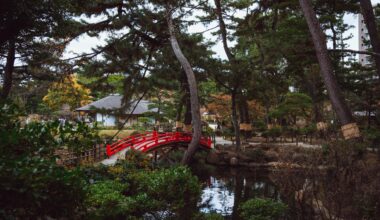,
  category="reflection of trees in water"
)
[195,160,380,219]
[269,166,380,220]
[196,167,282,218]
